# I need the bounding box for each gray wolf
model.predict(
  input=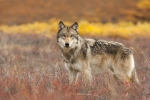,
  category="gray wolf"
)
[57,21,139,84]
